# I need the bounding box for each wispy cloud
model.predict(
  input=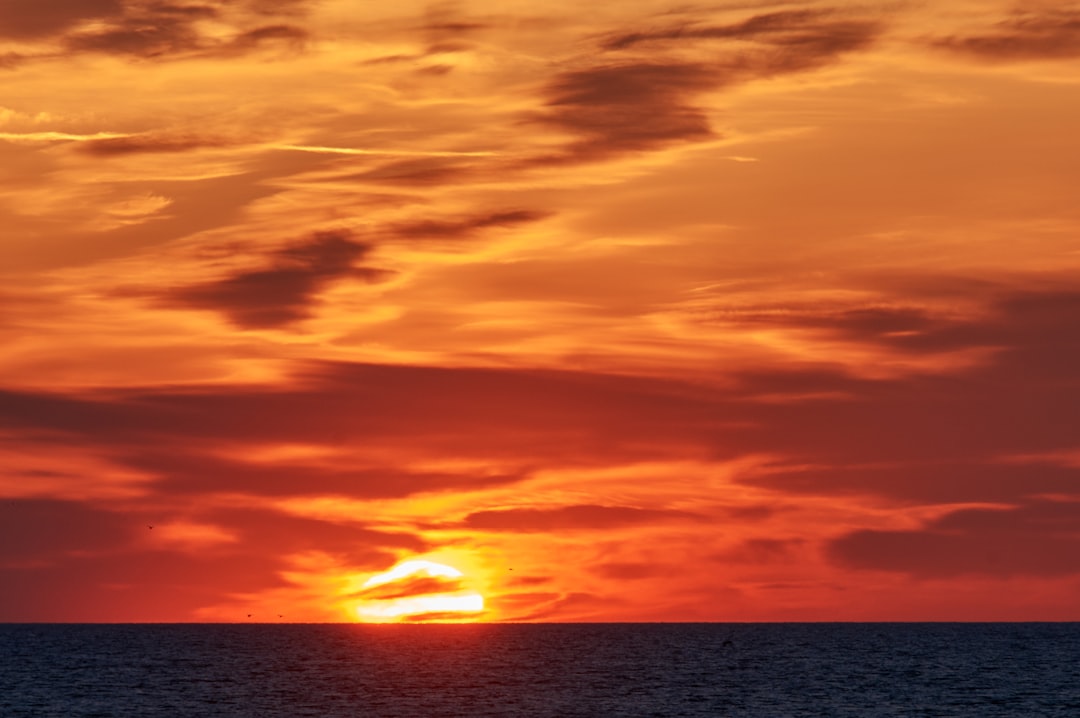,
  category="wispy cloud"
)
[273,143,498,158]
[830,500,1080,577]
[528,7,881,163]
[158,230,387,329]
[932,7,1080,61]
[0,131,130,142]
[461,504,710,532]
